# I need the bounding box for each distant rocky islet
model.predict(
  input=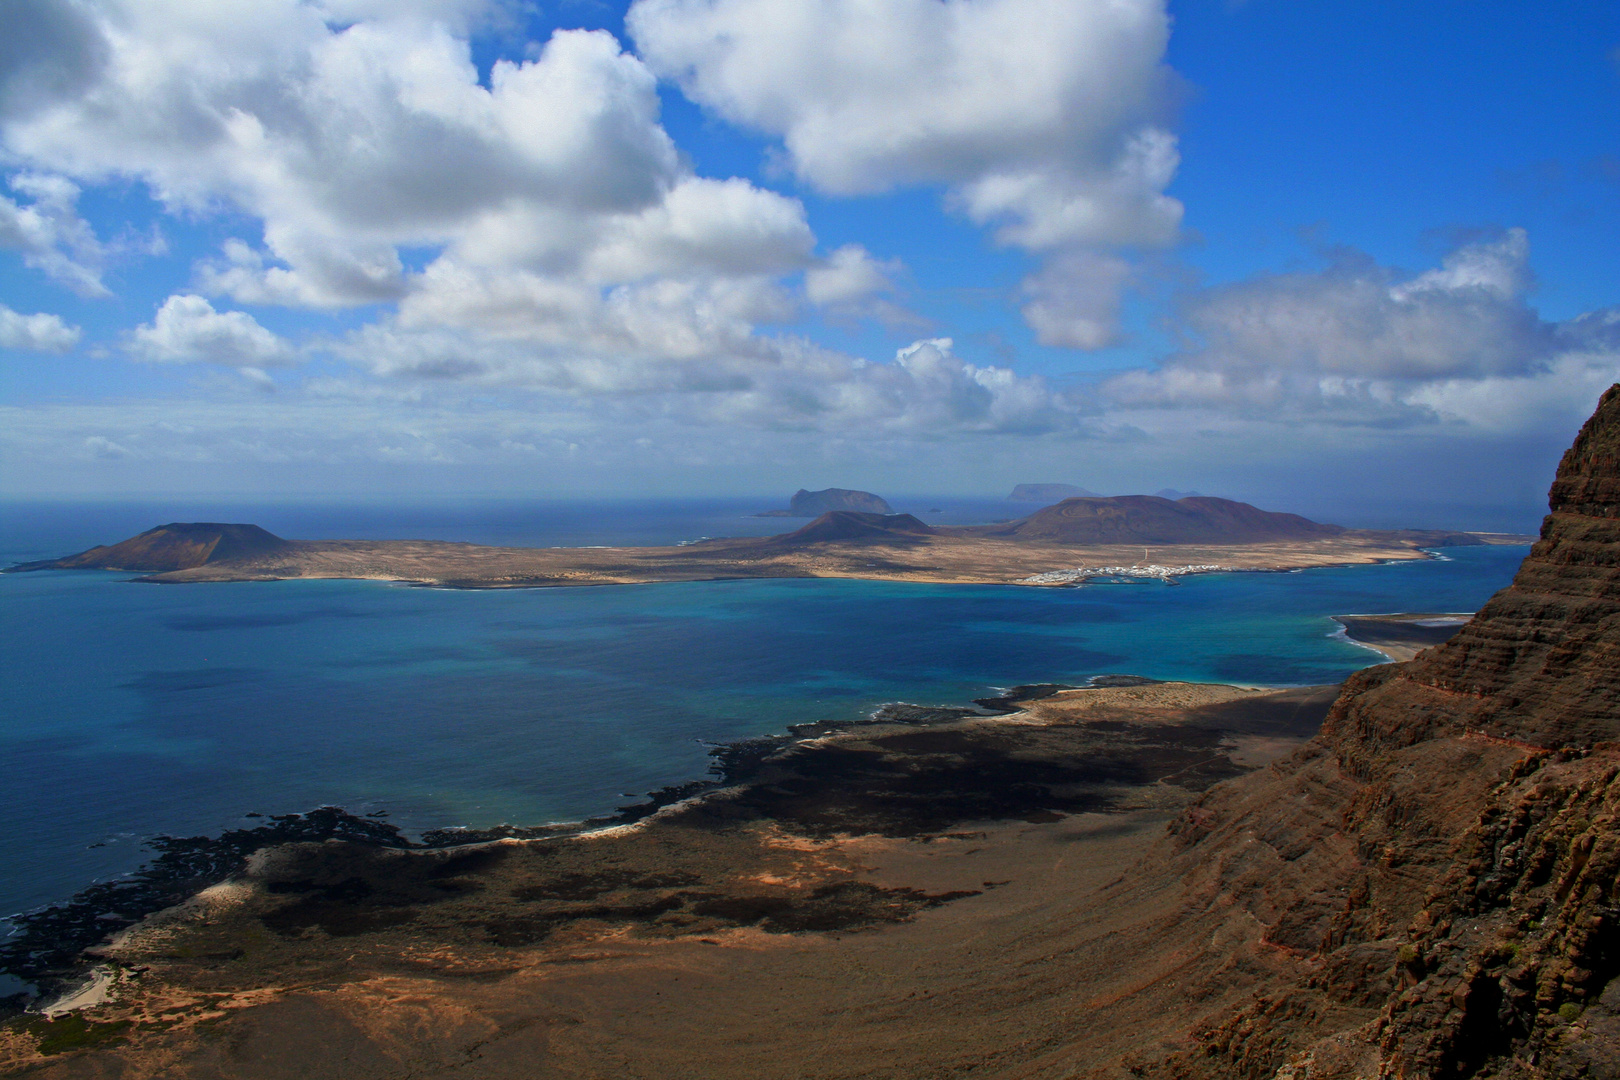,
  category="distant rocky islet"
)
[753,487,894,517]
